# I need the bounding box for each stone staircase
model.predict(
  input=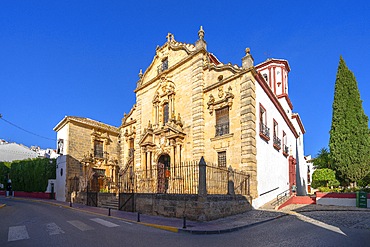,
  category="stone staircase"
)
[260,196,290,210]
[260,195,316,211]
[100,197,119,209]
